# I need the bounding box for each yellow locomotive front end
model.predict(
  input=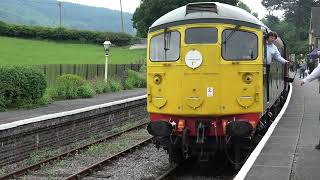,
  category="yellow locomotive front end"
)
[147,24,263,117]
[146,2,268,166]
